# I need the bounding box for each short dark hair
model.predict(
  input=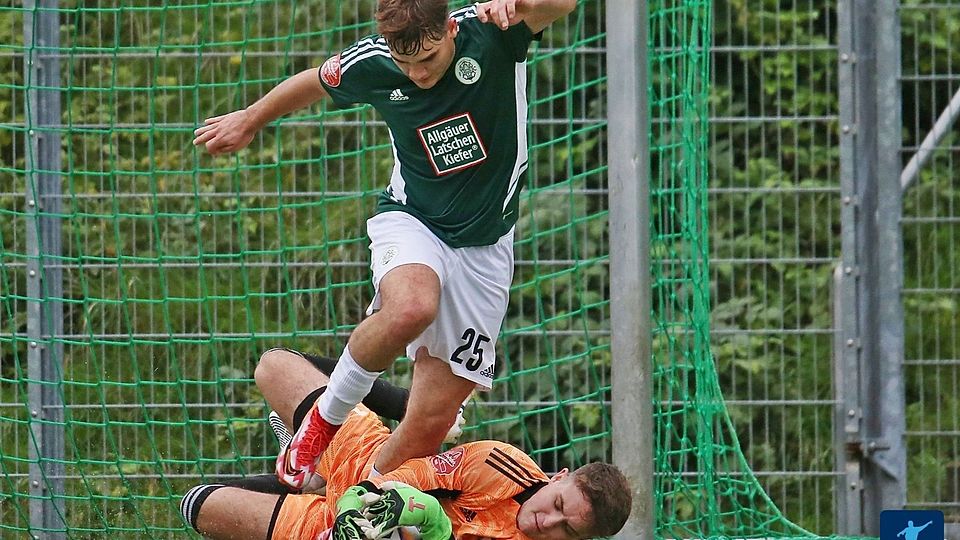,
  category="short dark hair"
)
[572,462,632,536]
[376,0,449,56]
